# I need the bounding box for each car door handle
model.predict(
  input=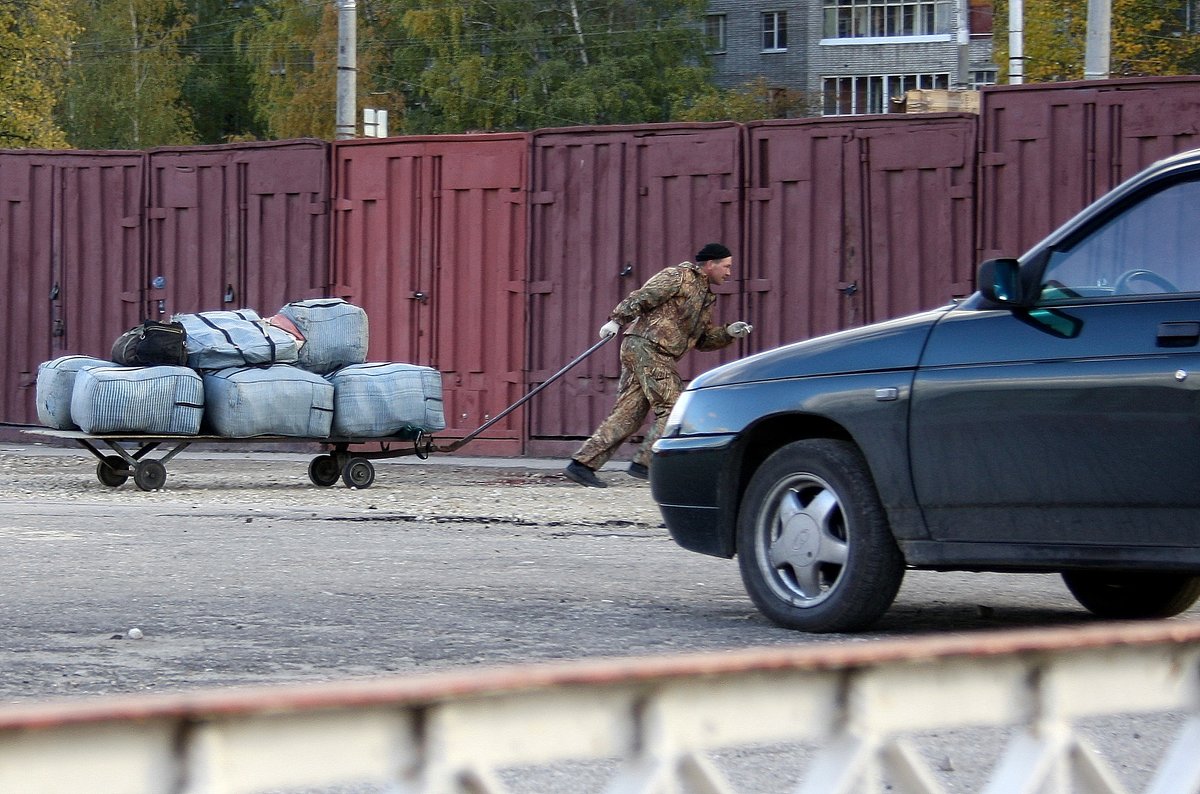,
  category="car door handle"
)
[1157,321,1200,347]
